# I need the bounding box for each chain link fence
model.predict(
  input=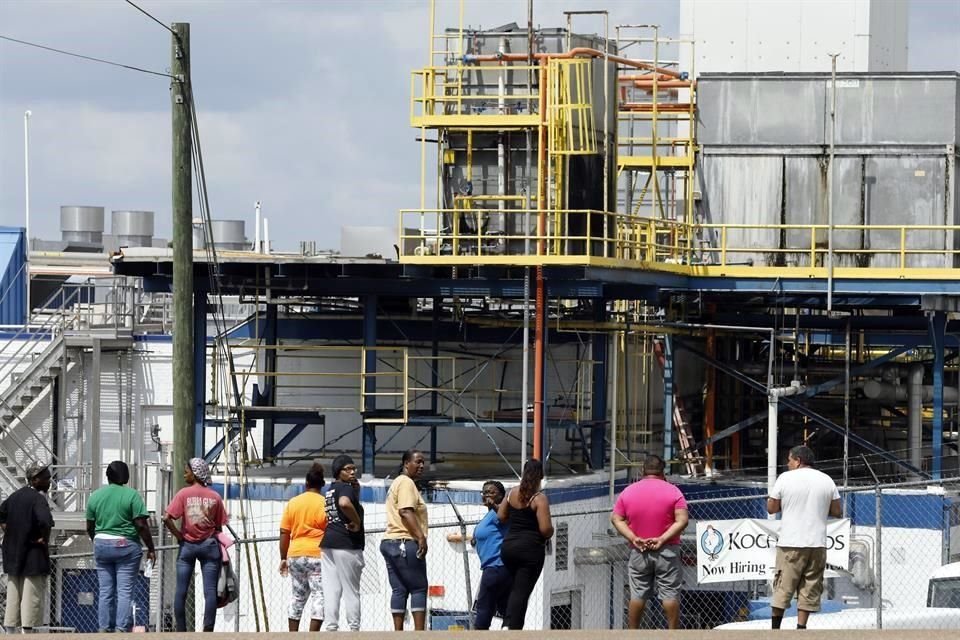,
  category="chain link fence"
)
[14,477,960,631]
